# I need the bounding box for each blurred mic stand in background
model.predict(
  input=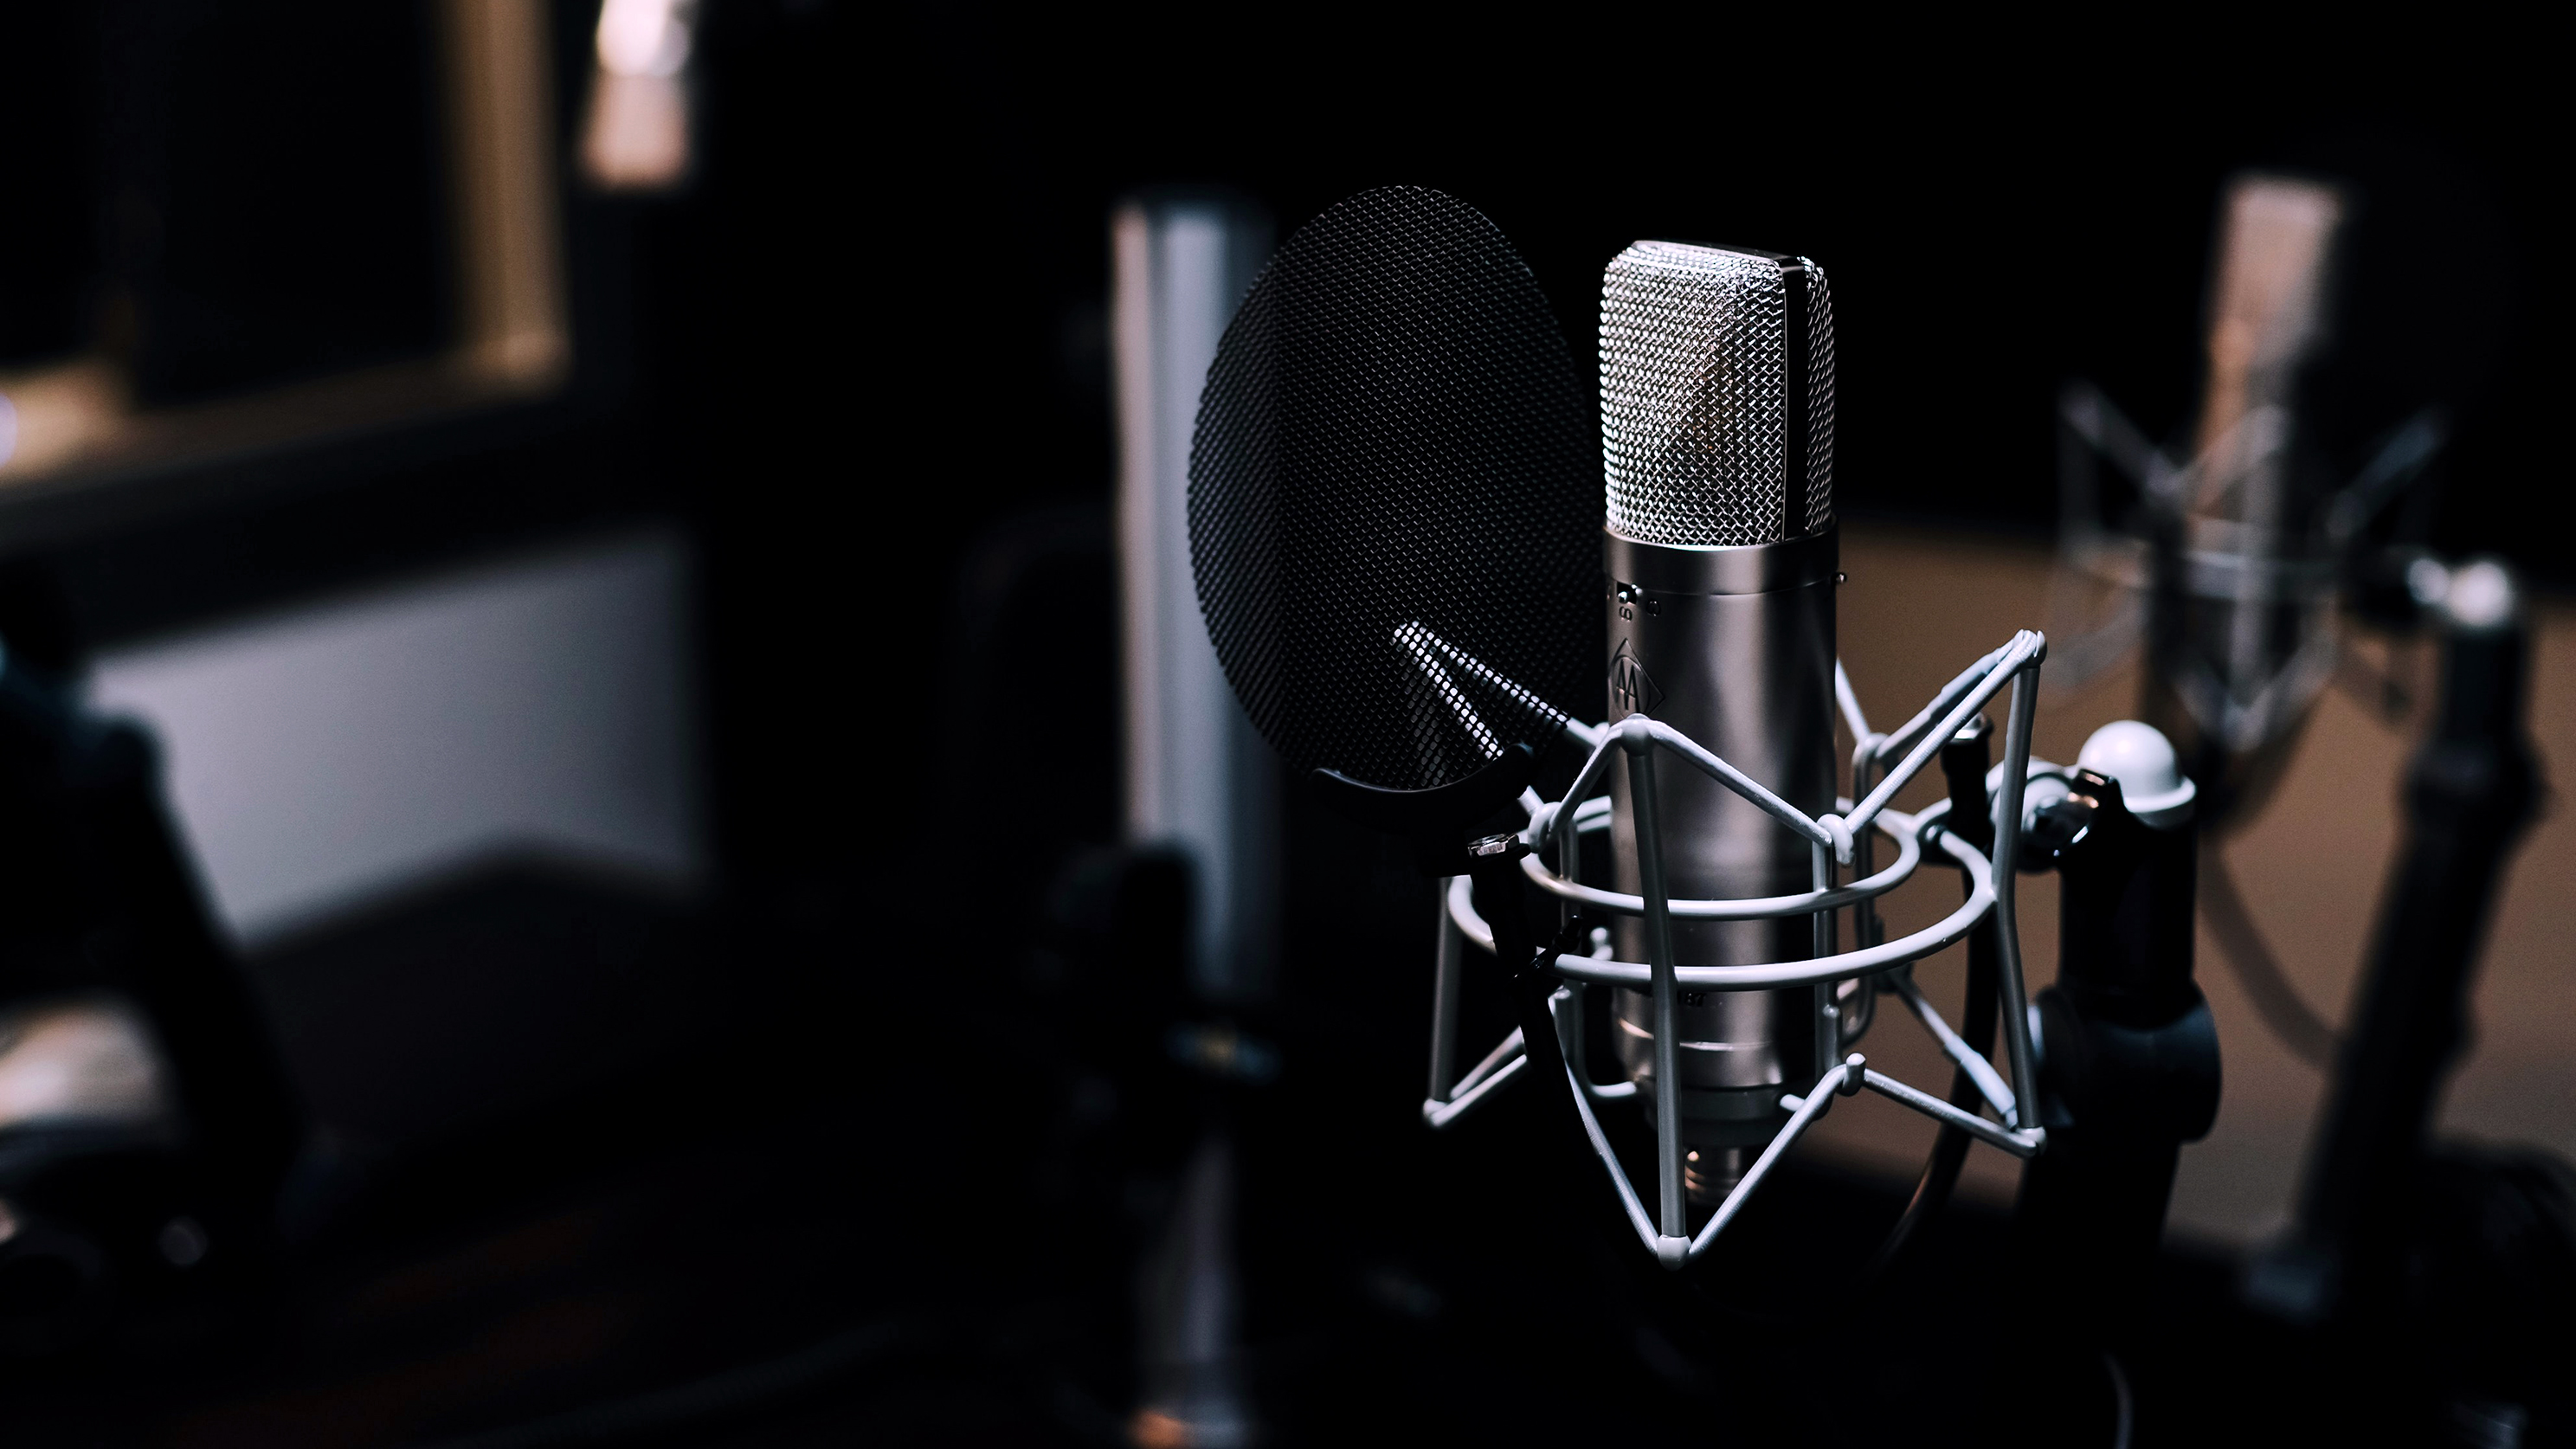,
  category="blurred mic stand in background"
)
[2045,176,2444,787]
[2242,557,2573,1440]
[2045,382,2447,767]
[2046,381,2447,1069]
[2048,177,2575,1435]
[2042,176,2457,1071]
